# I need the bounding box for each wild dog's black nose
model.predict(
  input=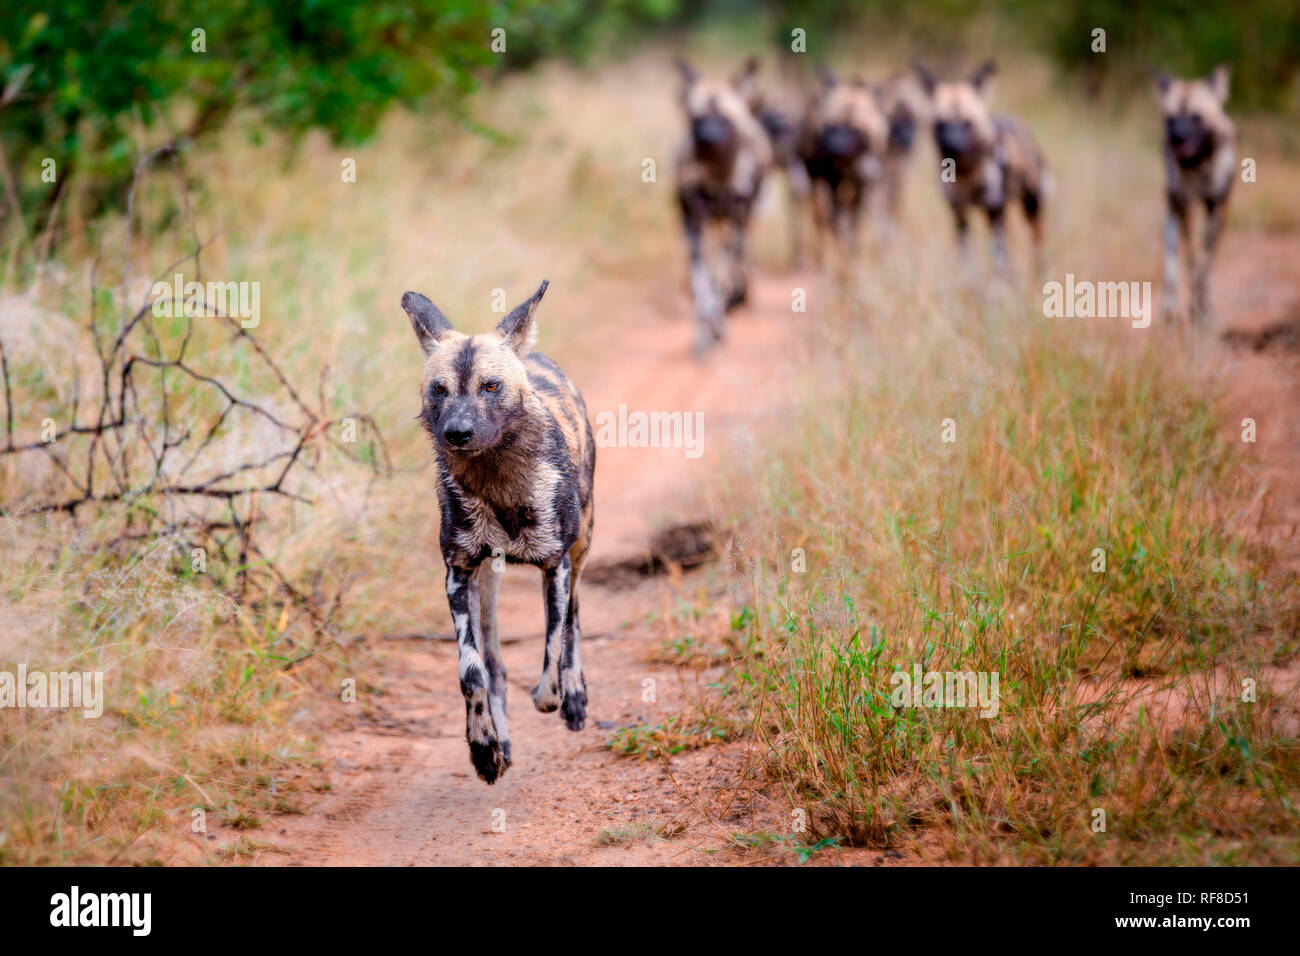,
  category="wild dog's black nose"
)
[692,114,734,148]
[819,123,864,159]
[935,121,970,155]
[890,117,916,150]
[444,427,474,447]
[1166,114,1200,144]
